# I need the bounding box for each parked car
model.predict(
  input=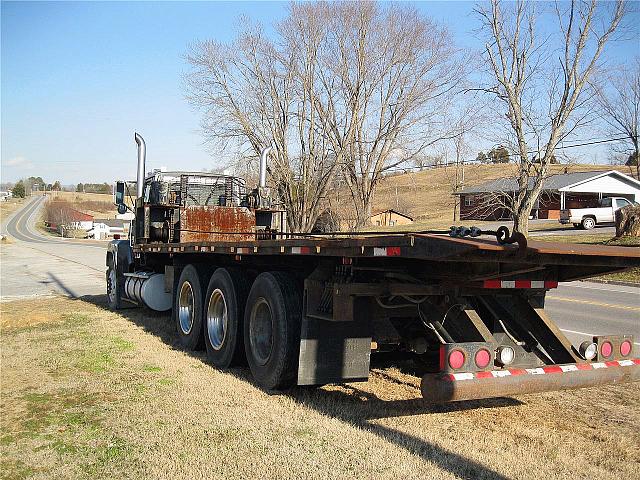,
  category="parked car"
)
[559,196,637,229]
